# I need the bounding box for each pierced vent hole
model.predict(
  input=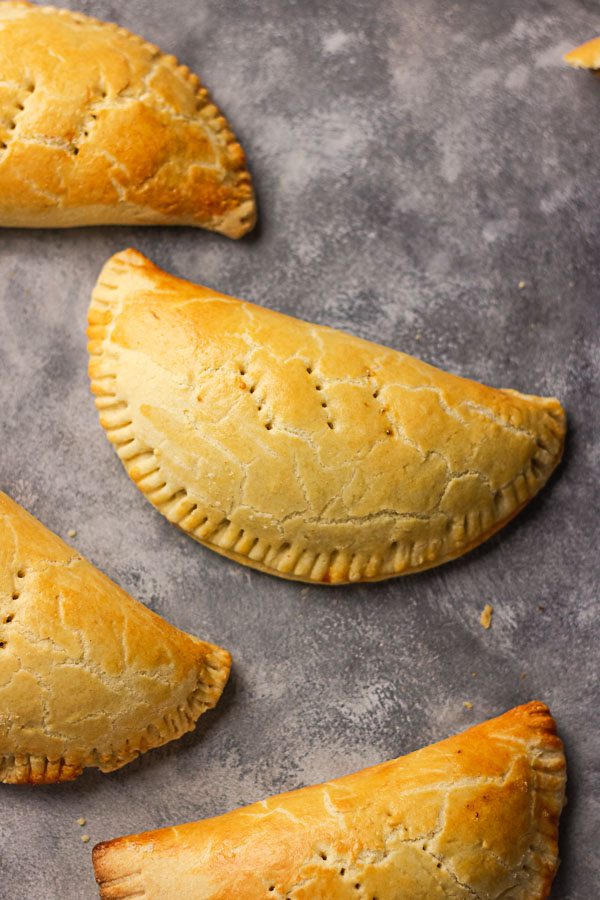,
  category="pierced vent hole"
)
[265,422,273,430]
[355,884,361,890]
[17,570,25,579]
[437,863,442,868]
[9,121,16,130]
[11,593,18,601]
[73,148,79,155]
[321,402,327,408]
[4,615,13,623]
[239,366,246,375]
[0,142,6,149]
[268,889,274,893]
[373,390,379,398]
[0,642,5,649]
[249,386,255,394]
[340,868,345,876]
[306,367,312,374]
[327,422,334,429]
[320,852,327,860]
[26,83,35,92]
[315,385,322,391]
[16,103,24,111]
